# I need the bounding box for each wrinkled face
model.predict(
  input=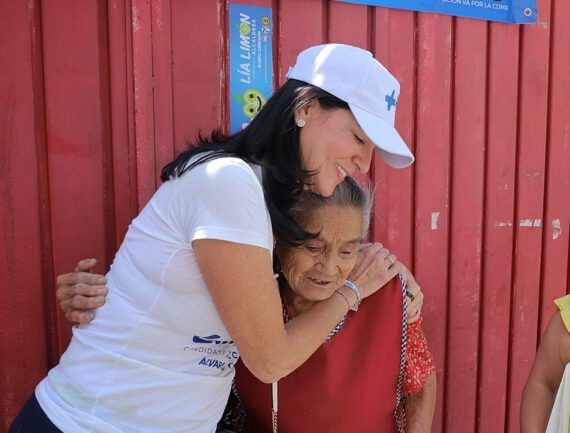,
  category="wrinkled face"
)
[277,204,363,303]
[297,102,375,197]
